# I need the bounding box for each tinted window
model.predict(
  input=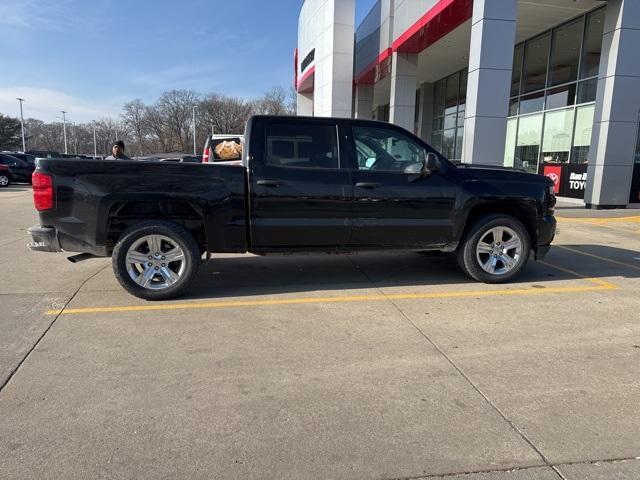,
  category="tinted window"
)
[549,18,584,86]
[523,33,551,93]
[581,9,605,79]
[265,123,338,169]
[0,155,24,166]
[511,44,524,97]
[353,126,426,172]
